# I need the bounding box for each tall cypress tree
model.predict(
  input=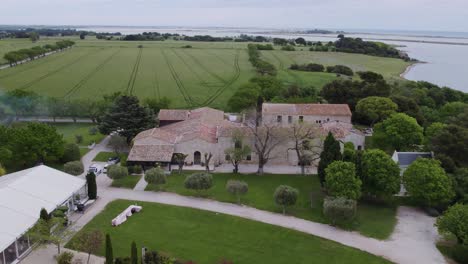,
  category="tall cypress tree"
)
[86,172,97,199]
[39,208,50,221]
[130,241,138,264]
[105,234,113,264]
[318,132,342,187]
